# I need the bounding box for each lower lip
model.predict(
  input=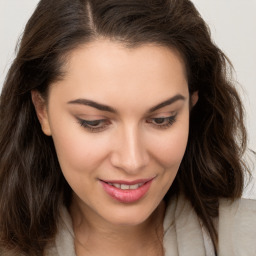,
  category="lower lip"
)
[100,180,153,203]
